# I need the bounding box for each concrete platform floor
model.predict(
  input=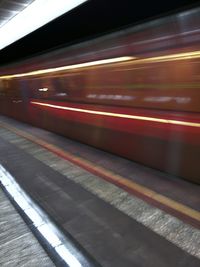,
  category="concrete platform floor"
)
[0,116,199,267]
[0,187,55,267]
